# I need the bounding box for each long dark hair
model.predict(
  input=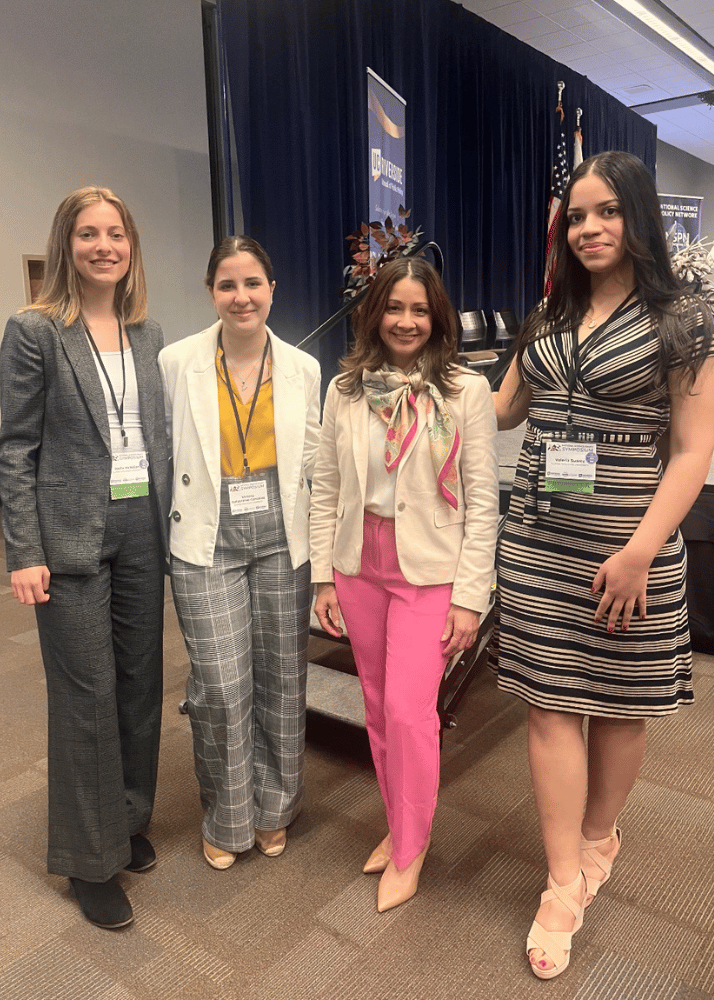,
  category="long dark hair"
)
[336,257,461,397]
[205,235,275,288]
[517,151,713,391]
